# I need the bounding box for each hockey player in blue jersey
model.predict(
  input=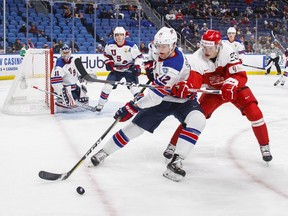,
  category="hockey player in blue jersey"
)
[89,27,206,182]
[95,26,144,112]
[50,44,89,111]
